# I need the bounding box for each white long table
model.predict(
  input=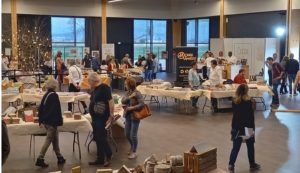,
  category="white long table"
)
[137,84,273,112]
[2,92,90,104]
[7,116,92,159]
